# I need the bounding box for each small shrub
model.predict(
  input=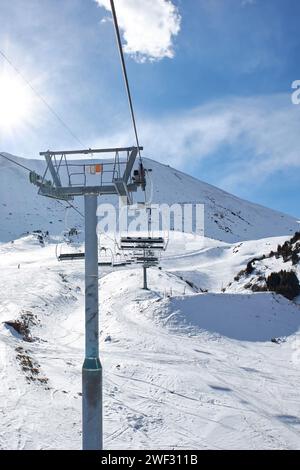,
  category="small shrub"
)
[246,261,254,275]
[290,232,300,245]
[251,284,267,293]
[266,270,300,300]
